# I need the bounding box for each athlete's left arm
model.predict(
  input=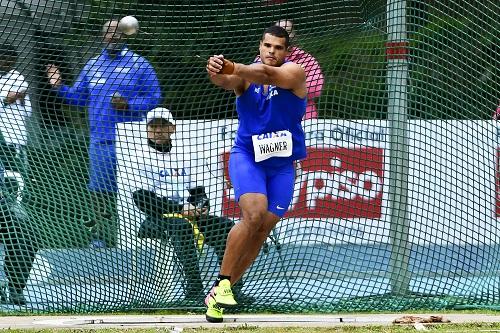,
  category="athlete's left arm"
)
[233,62,307,97]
